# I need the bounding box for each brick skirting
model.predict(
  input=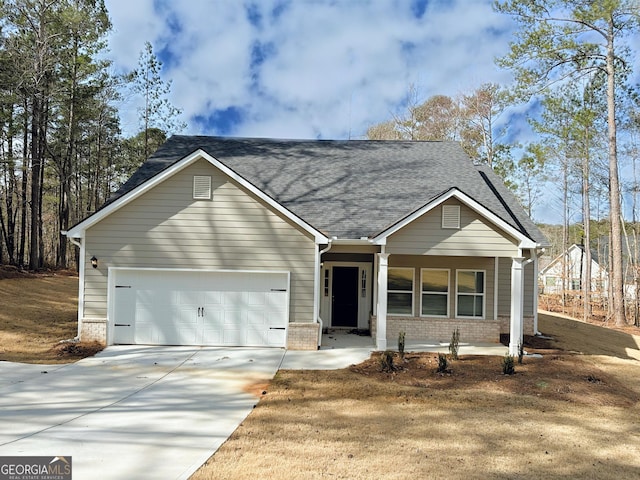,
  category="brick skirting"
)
[80,318,107,343]
[371,315,535,346]
[287,322,320,350]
